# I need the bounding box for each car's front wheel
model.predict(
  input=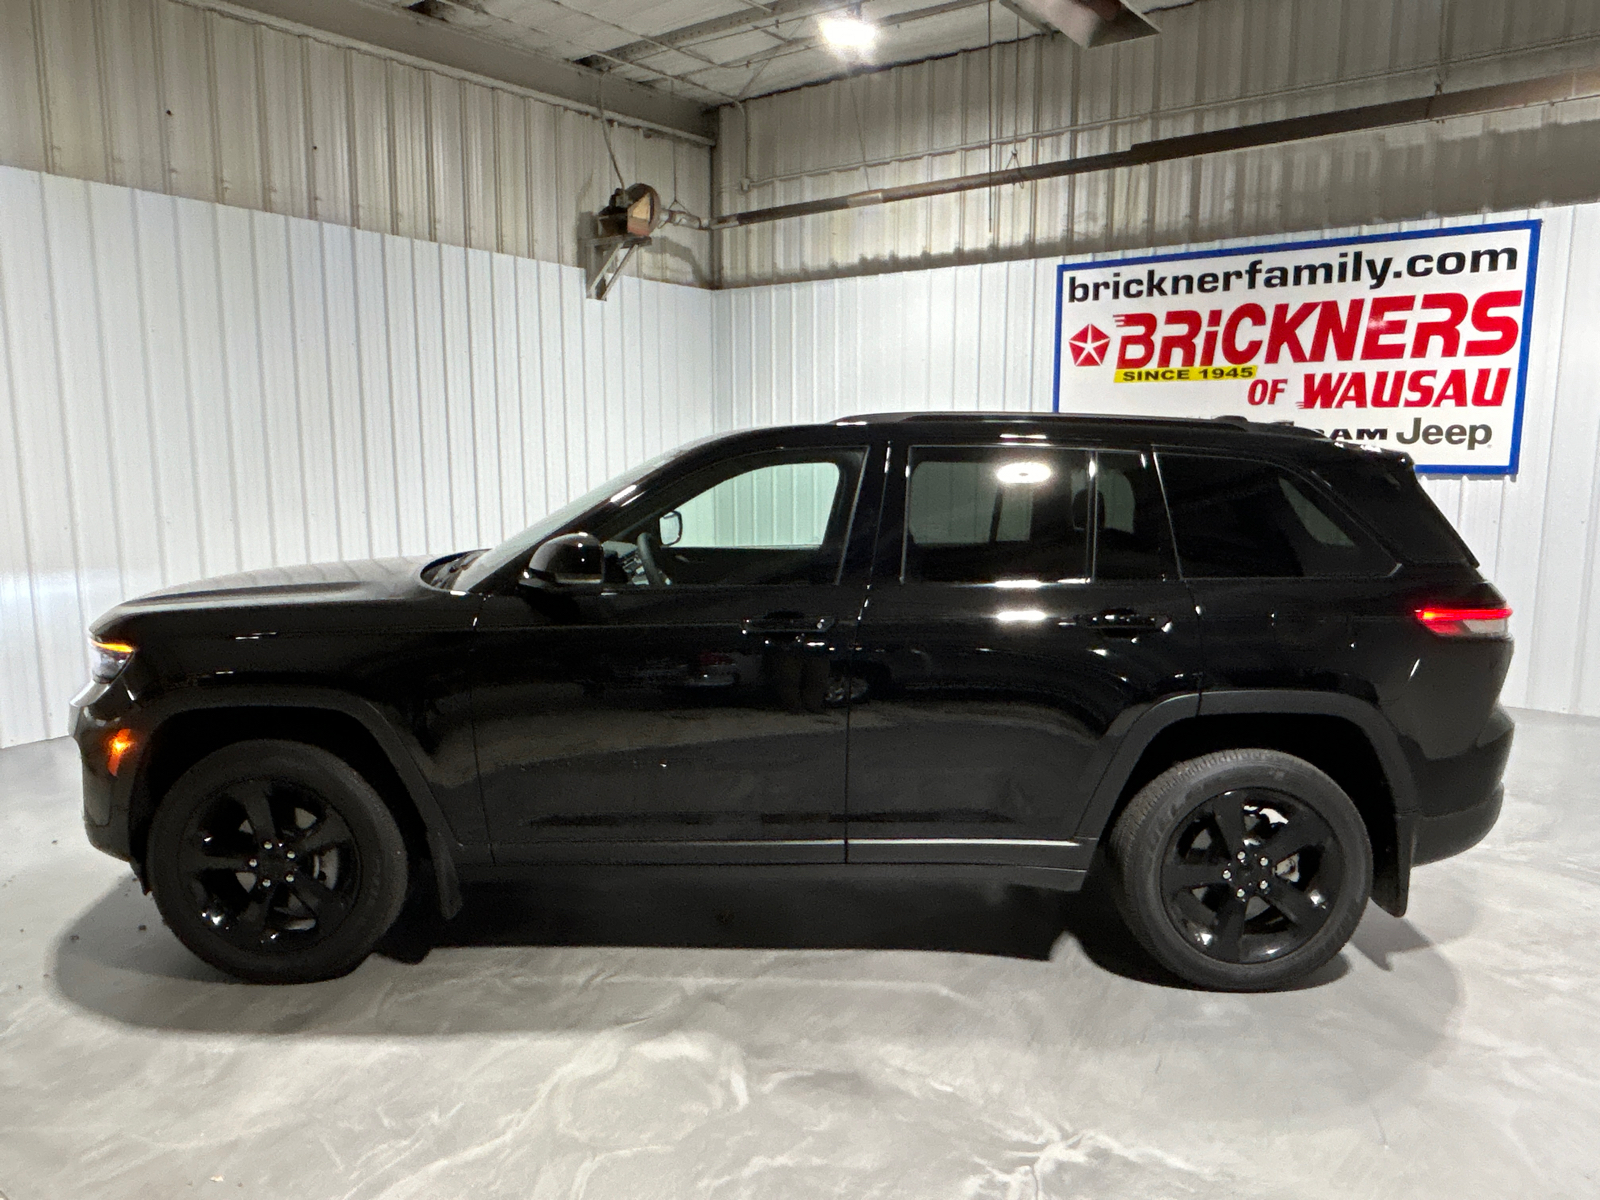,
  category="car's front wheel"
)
[1106,749,1373,991]
[146,739,409,984]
